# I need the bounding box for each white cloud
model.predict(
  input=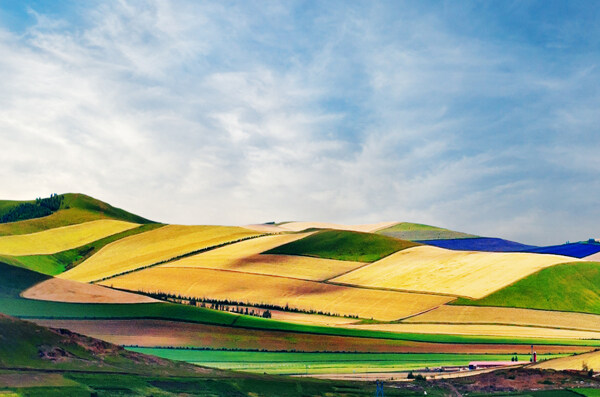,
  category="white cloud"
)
[1,1,599,244]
